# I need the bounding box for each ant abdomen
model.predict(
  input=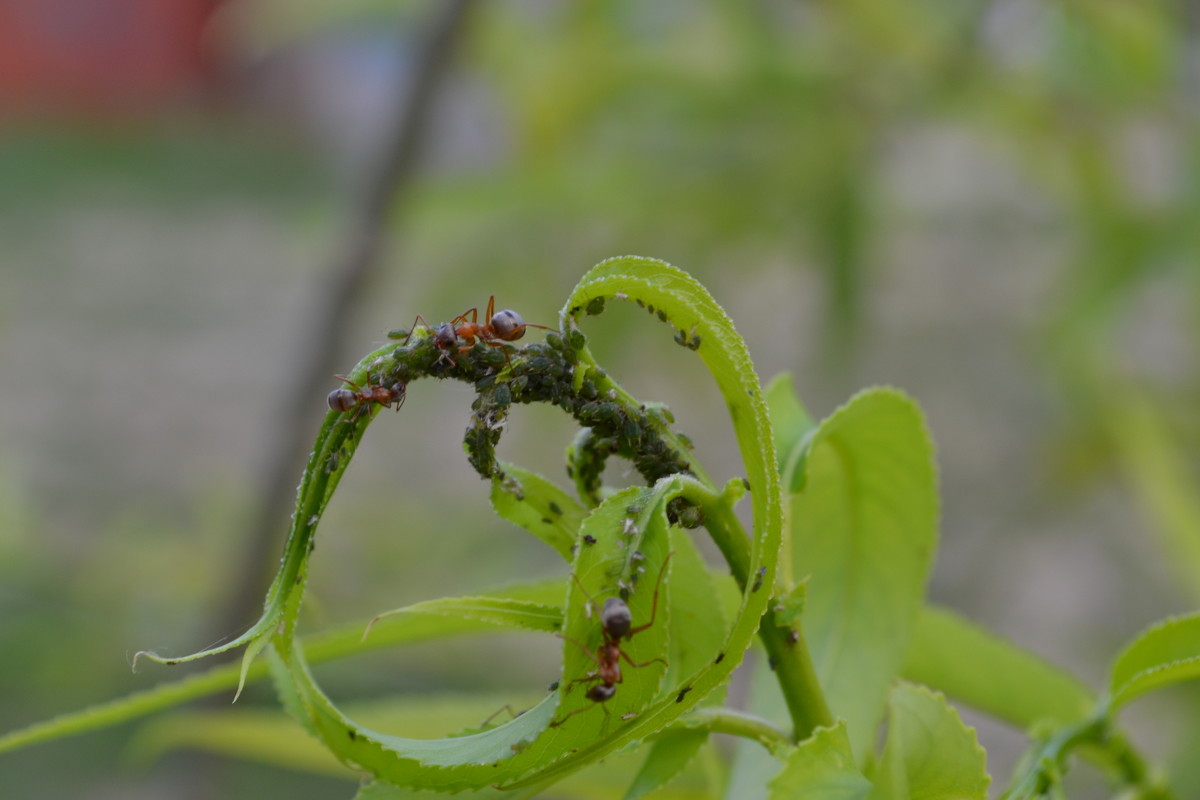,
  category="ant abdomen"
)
[327,388,358,412]
[587,684,617,703]
[490,309,526,341]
